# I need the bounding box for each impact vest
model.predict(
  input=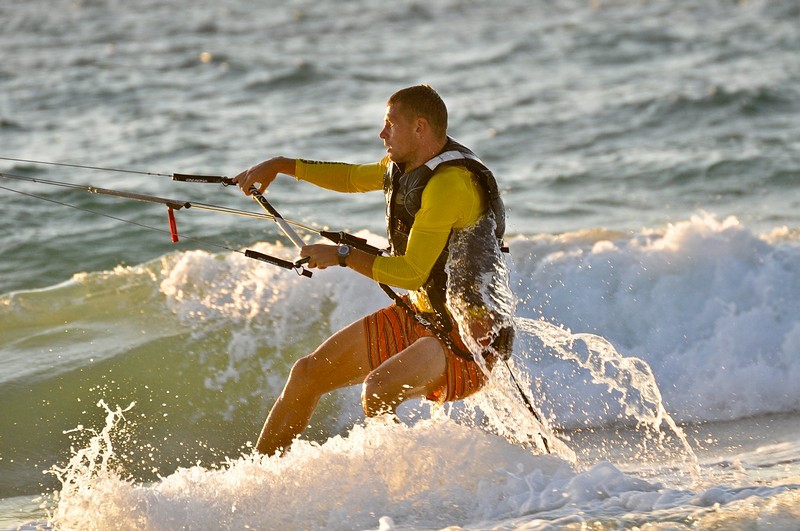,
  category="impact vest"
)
[383,138,507,325]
